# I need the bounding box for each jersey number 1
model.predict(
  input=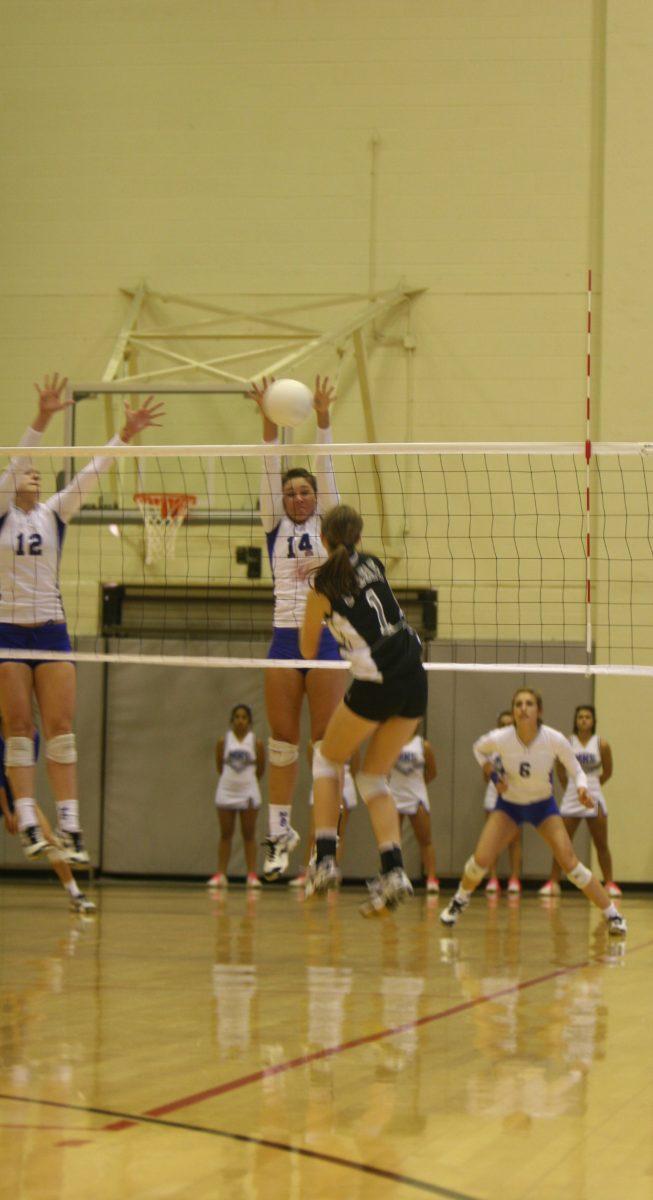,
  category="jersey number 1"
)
[16,533,43,556]
[366,590,393,636]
